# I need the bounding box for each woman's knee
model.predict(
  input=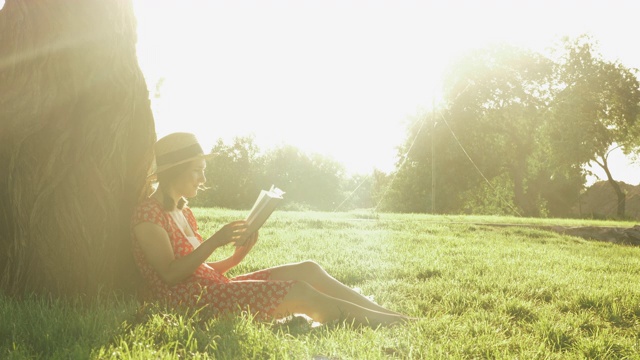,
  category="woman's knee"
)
[269,260,326,282]
[295,260,325,277]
